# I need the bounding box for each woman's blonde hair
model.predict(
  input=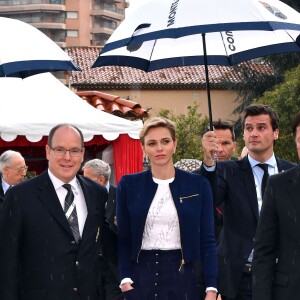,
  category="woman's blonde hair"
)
[140,117,176,145]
